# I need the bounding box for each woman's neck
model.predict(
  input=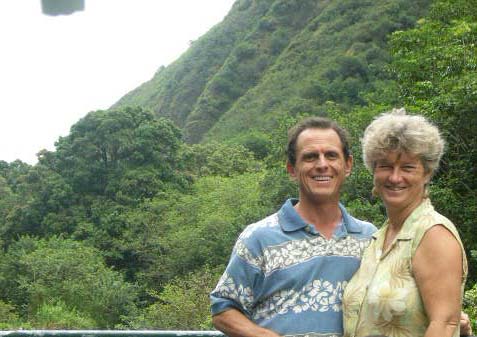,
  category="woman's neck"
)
[386,197,425,231]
